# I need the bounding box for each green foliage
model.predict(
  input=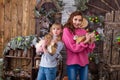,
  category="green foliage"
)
[116,36,120,42]
[94,30,101,41]
[86,15,104,24]
[115,35,120,46]
[3,35,39,55]
[85,15,105,41]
